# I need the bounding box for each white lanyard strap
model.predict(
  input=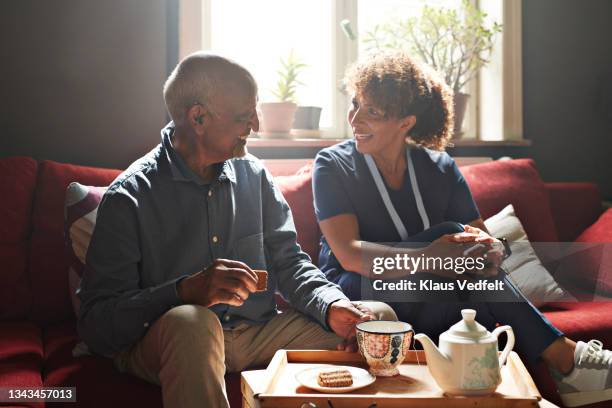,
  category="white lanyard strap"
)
[407,148,430,230]
[364,146,430,241]
[364,154,409,240]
